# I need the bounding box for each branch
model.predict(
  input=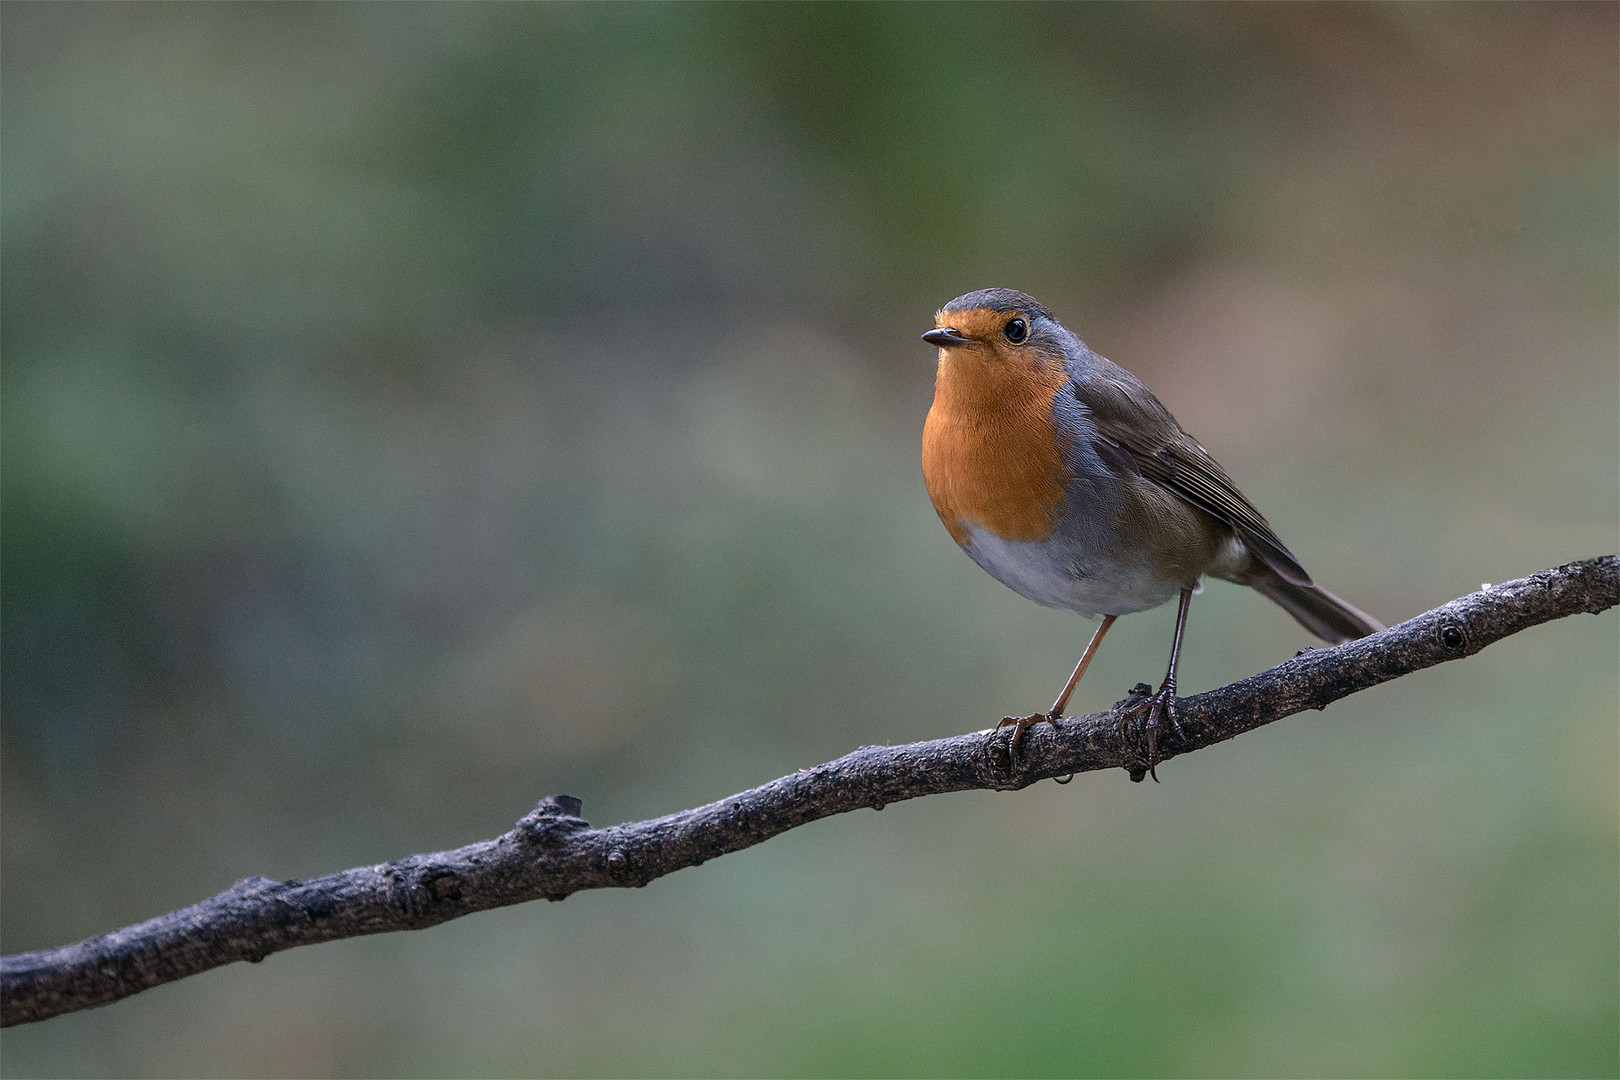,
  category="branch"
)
[4,556,1615,1026]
